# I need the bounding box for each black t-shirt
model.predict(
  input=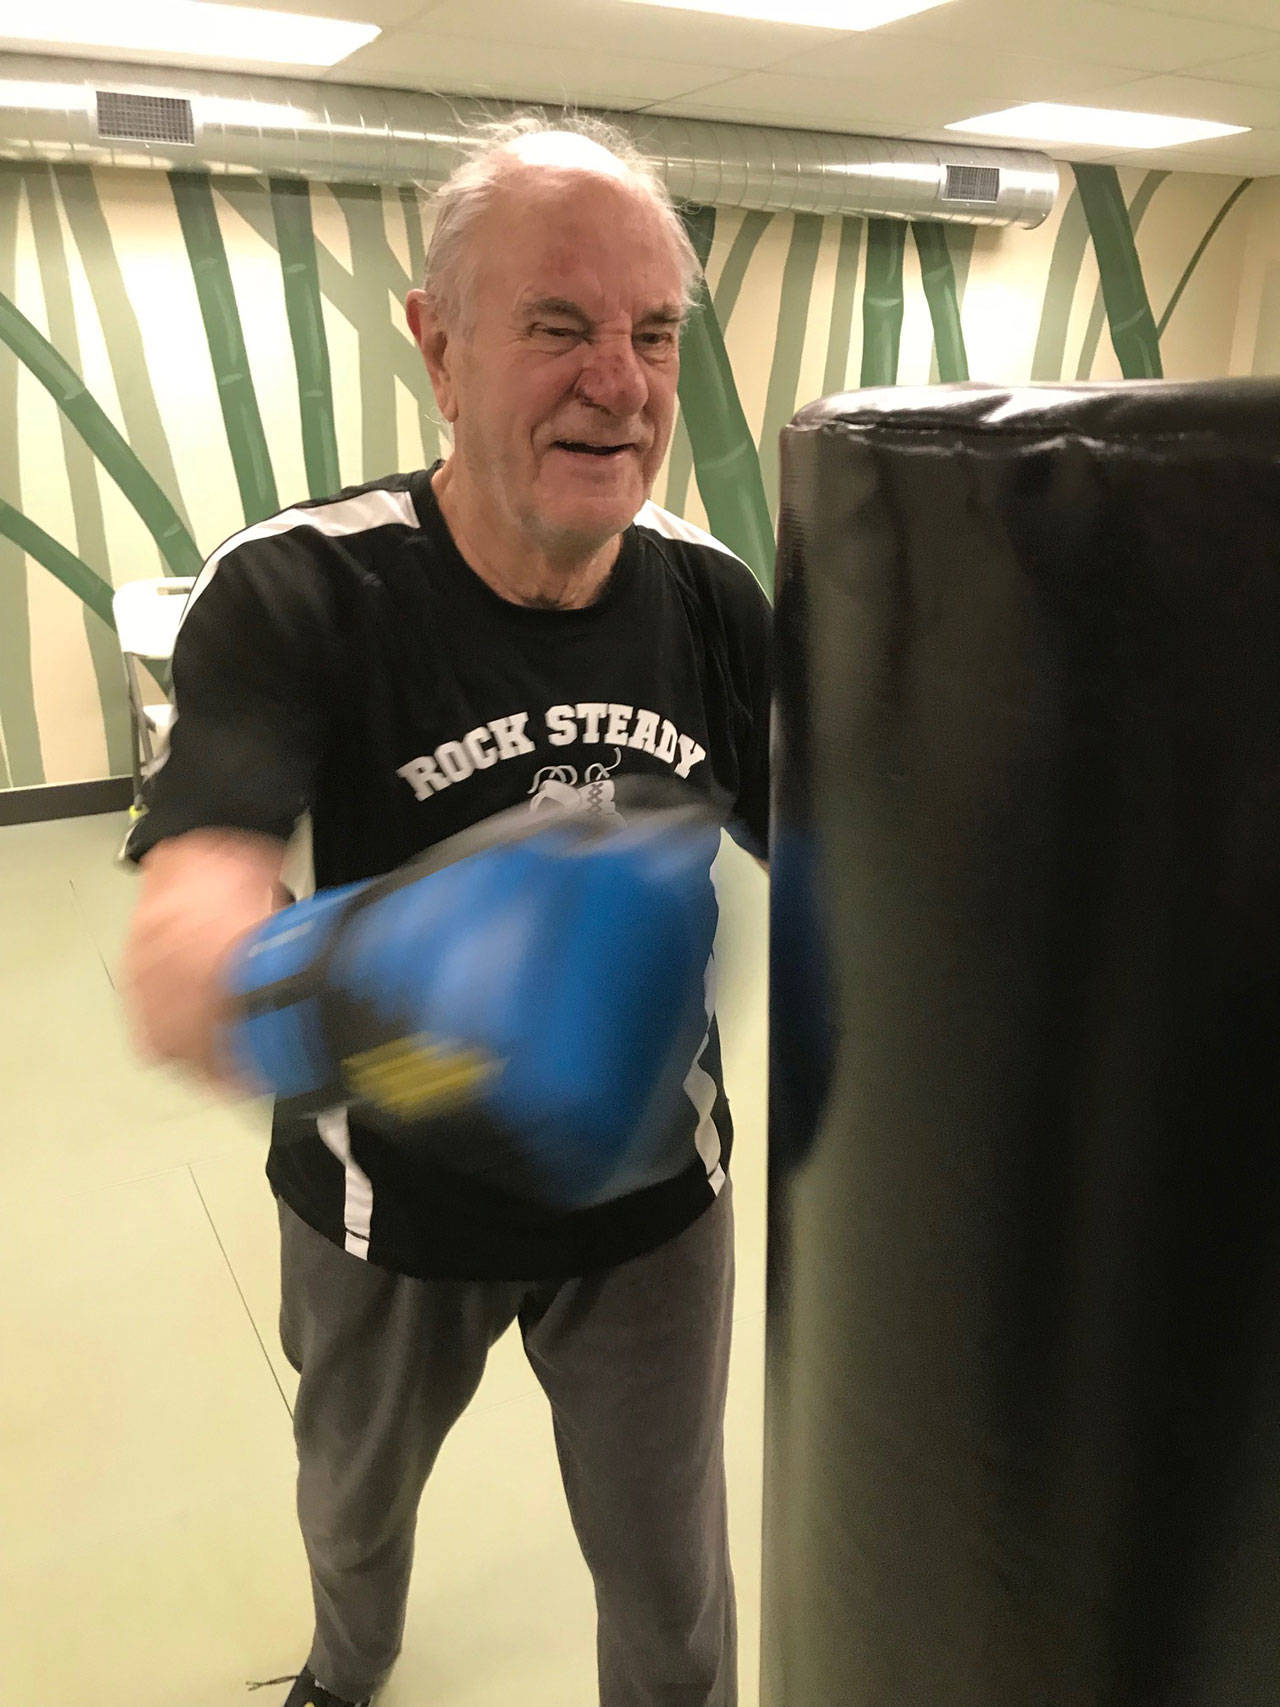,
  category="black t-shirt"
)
[129,466,772,1279]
